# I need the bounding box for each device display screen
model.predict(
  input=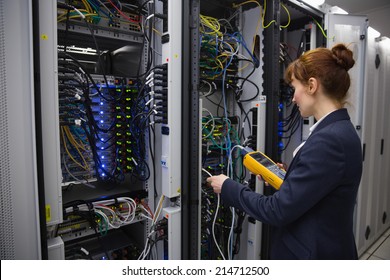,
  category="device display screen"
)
[251,152,274,168]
